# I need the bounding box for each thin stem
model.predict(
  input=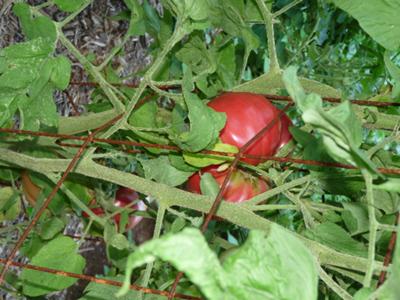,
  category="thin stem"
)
[58,0,93,27]
[273,0,303,18]
[97,32,131,71]
[57,30,125,113]
[318,266,353,300]
[241,174,311,205]
[362,171,378,287]
[378,223,397,232]
[139,205,166,300]
[249,204,298,211]
[255,0,280,72]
